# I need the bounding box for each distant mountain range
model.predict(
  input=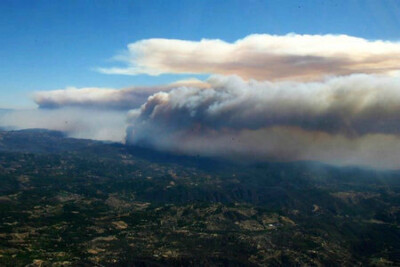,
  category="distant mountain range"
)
[0,108,11,114]
[0,109,12,131]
